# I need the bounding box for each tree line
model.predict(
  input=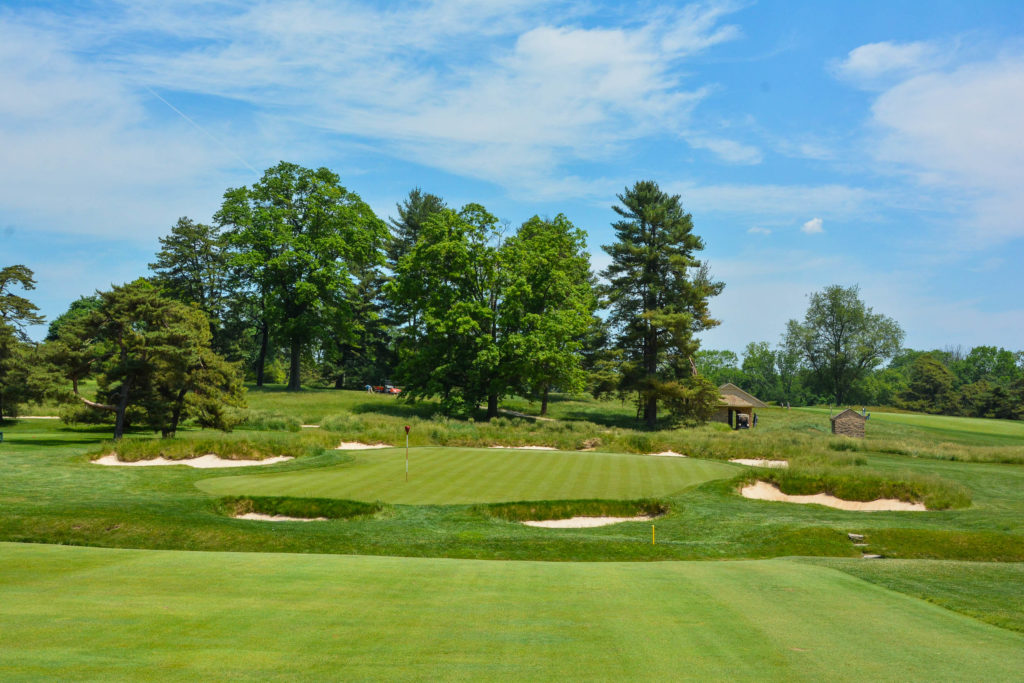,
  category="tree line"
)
[697,285,1023,419]
[4,163,1020,436]
[1,164,728,435]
